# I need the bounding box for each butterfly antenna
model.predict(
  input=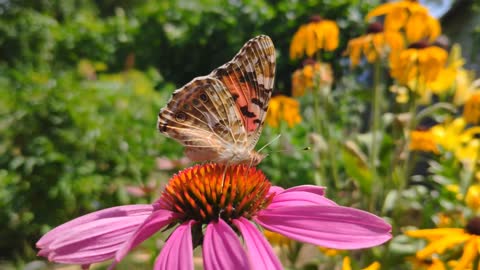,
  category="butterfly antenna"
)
[257,134,282,153]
